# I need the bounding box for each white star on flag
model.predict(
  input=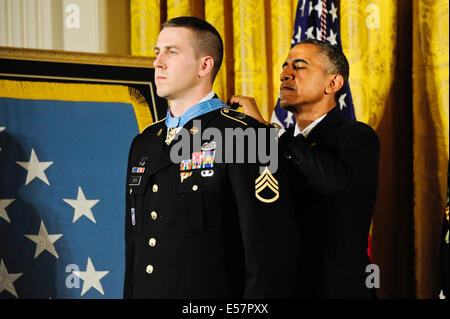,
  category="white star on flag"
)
[73,257,109,296]
[305,26,315,39]
[327,29,338,45]
[284,112,295,126]
[309,1,314,16]
[292,25,302,44]
[0,199,15,223]
[339,93,348,110]
[316,27,322,40]
[63,186,100,223]
[329,2,338,22]
[314,0,323,18]
[25,220,63,259]
[16,148,53,185]
[299,0,306,16]
[0,259,23,298]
